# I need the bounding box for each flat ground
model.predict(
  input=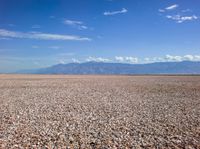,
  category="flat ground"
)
[0,75,200,148]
